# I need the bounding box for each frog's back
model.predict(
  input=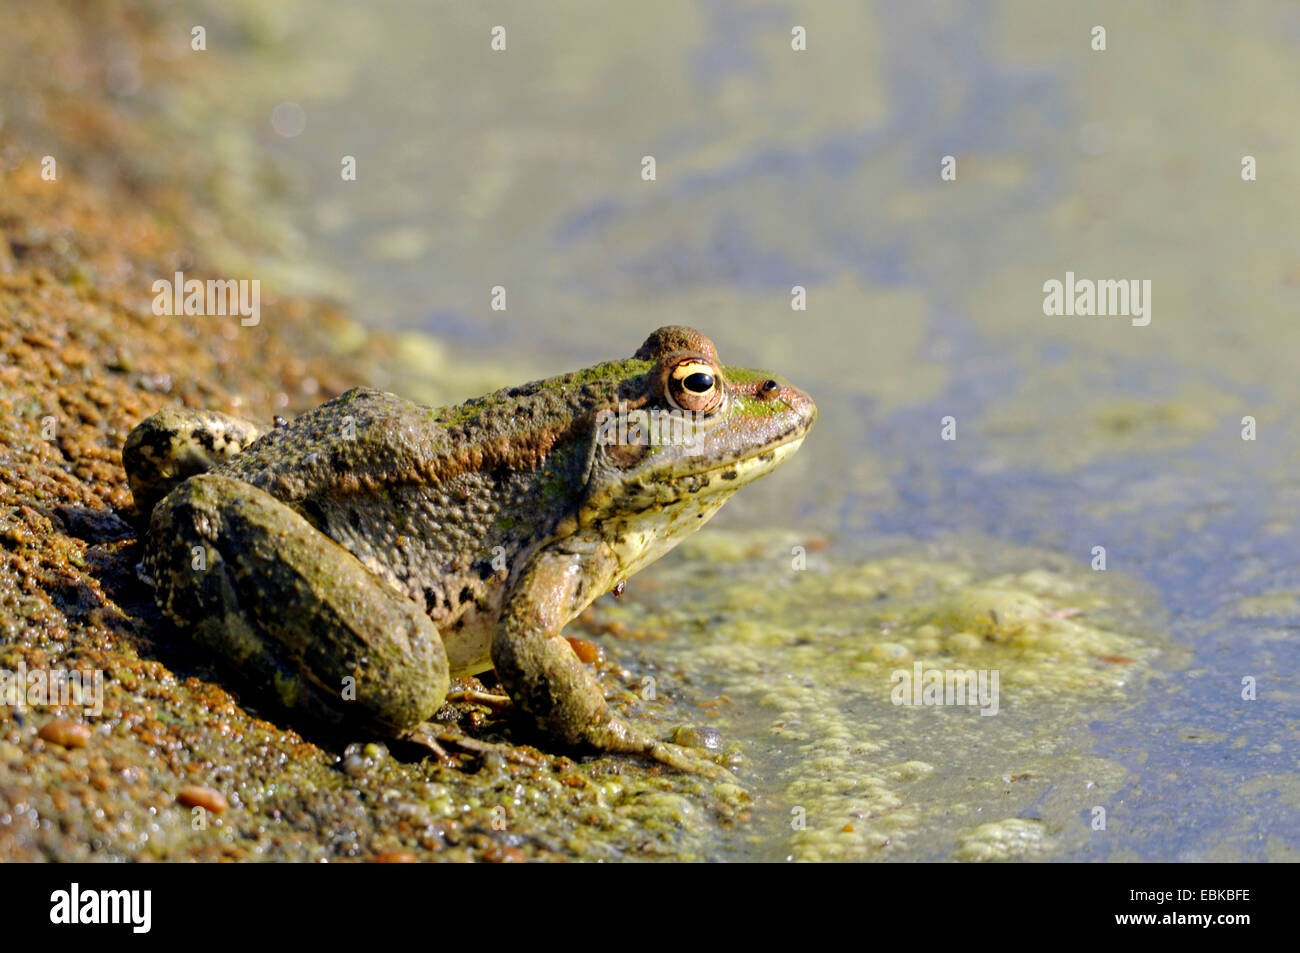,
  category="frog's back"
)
[217,388,447,495]
[214,387,593,643]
